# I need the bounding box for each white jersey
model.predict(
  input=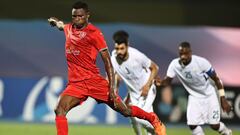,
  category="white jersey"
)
[167,55,216,98]
[111,47,152,100]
